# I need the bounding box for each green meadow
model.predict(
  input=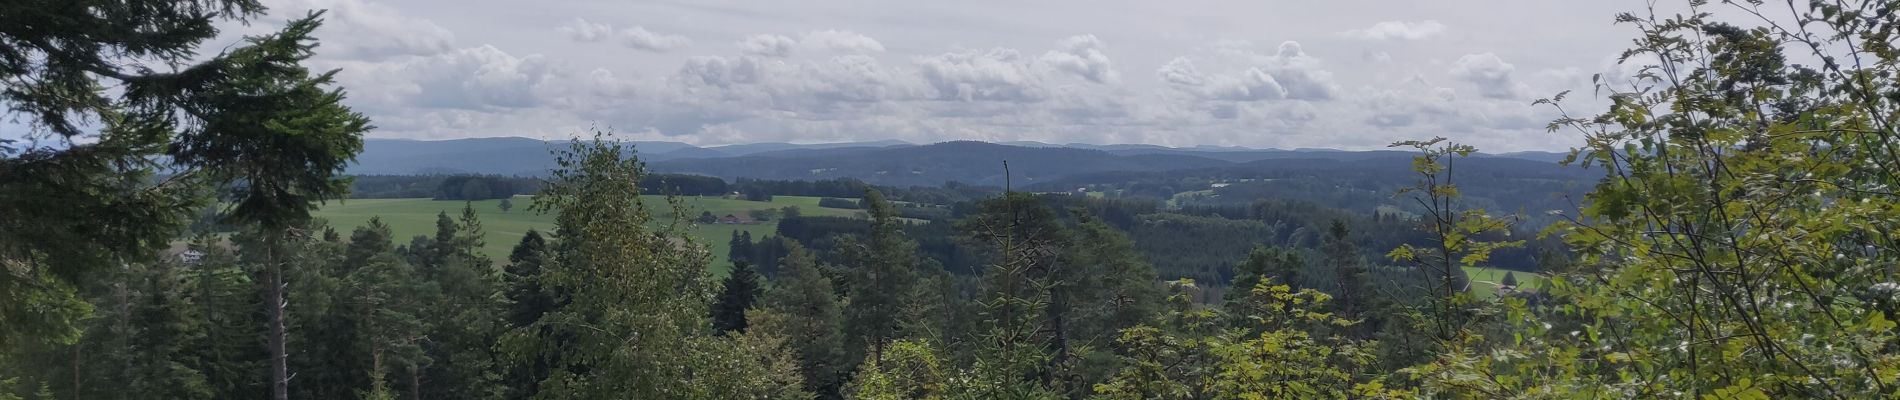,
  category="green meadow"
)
[312,195,862,275]
[1463,266,1546,297]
